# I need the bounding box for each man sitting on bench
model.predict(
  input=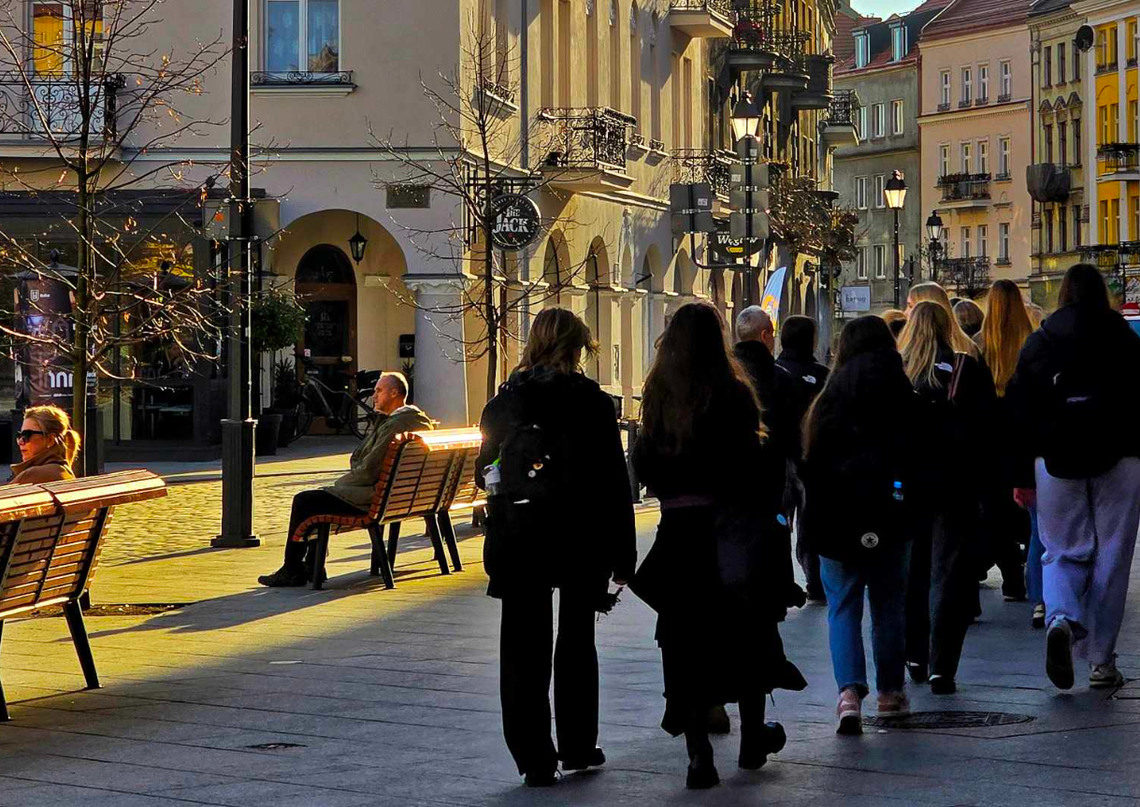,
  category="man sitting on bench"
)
[258,371,434,587]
